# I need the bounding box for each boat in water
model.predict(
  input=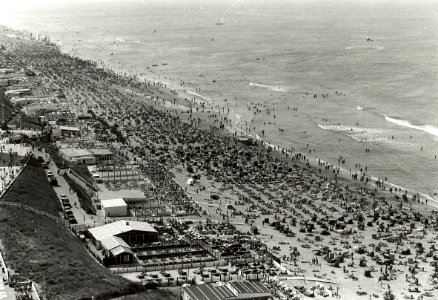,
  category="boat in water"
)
[216,17,224,25]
